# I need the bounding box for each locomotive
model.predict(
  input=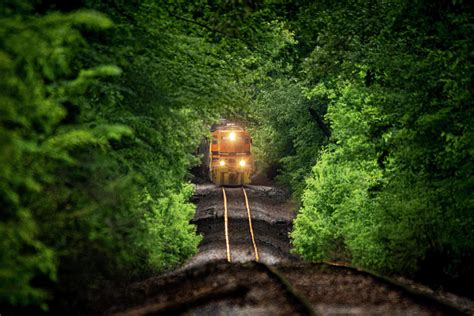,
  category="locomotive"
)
[203,122,253,186]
